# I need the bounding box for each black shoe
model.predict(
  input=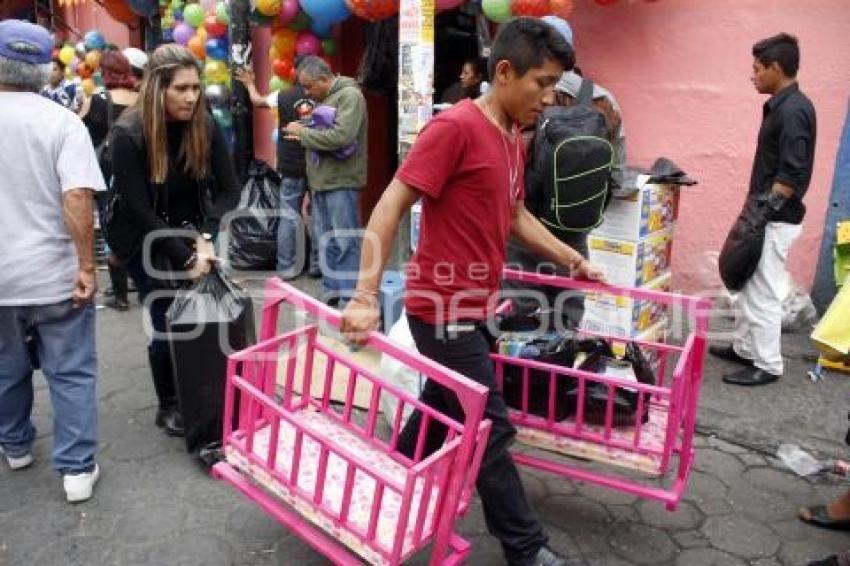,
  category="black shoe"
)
[808,556,840,566]
[105,296,130,311]
[722,367,780,386]
[155,407,185,437]
[709,344,753,366]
